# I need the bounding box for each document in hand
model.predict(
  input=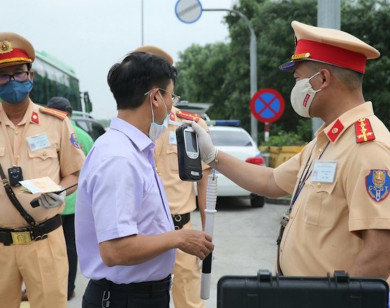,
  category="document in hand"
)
[19,177,62,194]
